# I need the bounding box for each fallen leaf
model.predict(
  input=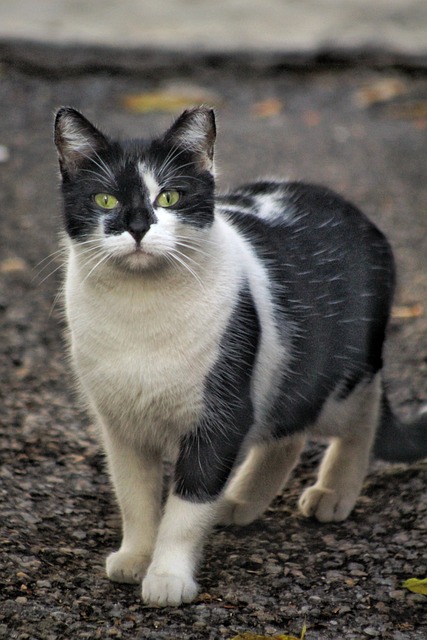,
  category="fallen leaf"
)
[354,78,407,108]
[230,624,306,640]
[303,110,320,127]
[252,98,283,118]
[123,84,221,114]
[392,304,423,319]
[403,577,427,595]
[0,257,28,273]
[386,102,427,120]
